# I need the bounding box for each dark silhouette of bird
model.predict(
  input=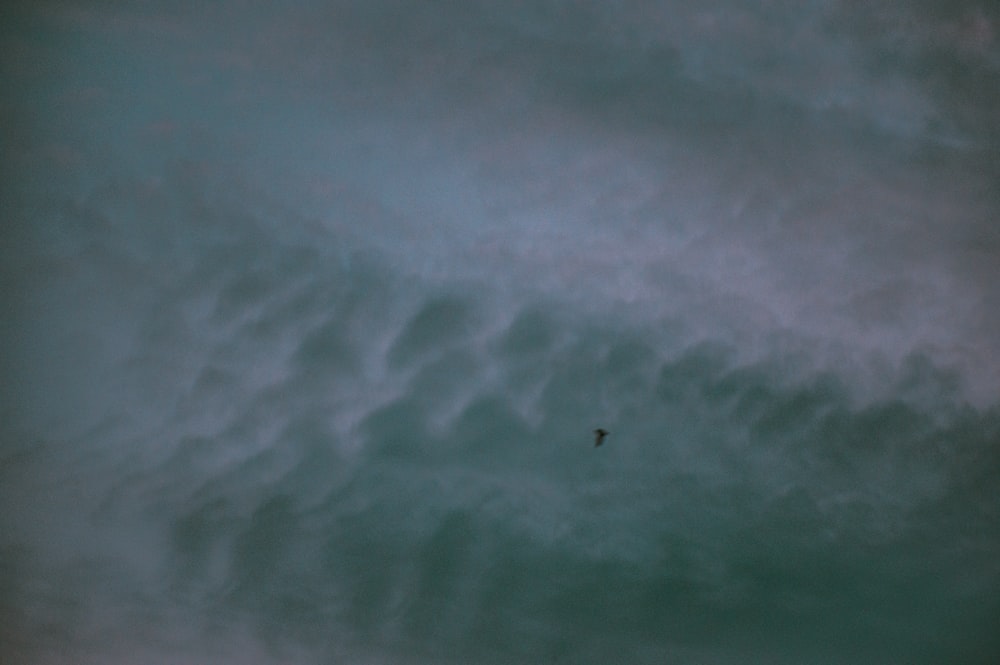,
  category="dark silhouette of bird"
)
[593,428,608,447]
